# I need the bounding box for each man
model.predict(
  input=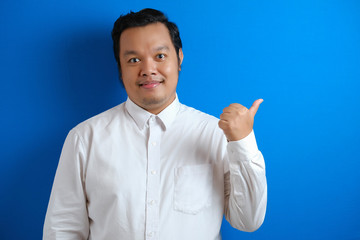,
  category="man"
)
[43,8,267,240]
